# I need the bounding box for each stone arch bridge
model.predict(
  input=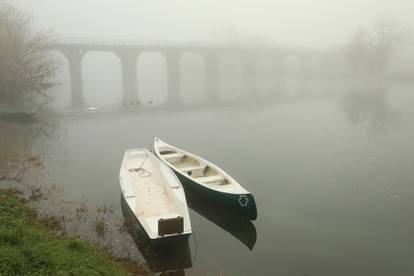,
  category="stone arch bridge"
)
[49,38,336,108]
